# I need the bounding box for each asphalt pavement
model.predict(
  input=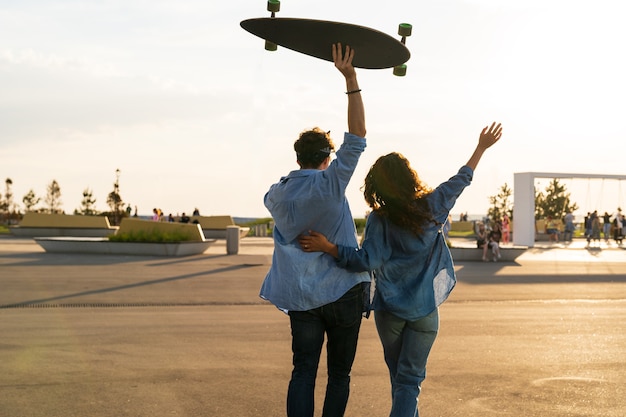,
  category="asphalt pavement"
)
[1,236,625,417]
